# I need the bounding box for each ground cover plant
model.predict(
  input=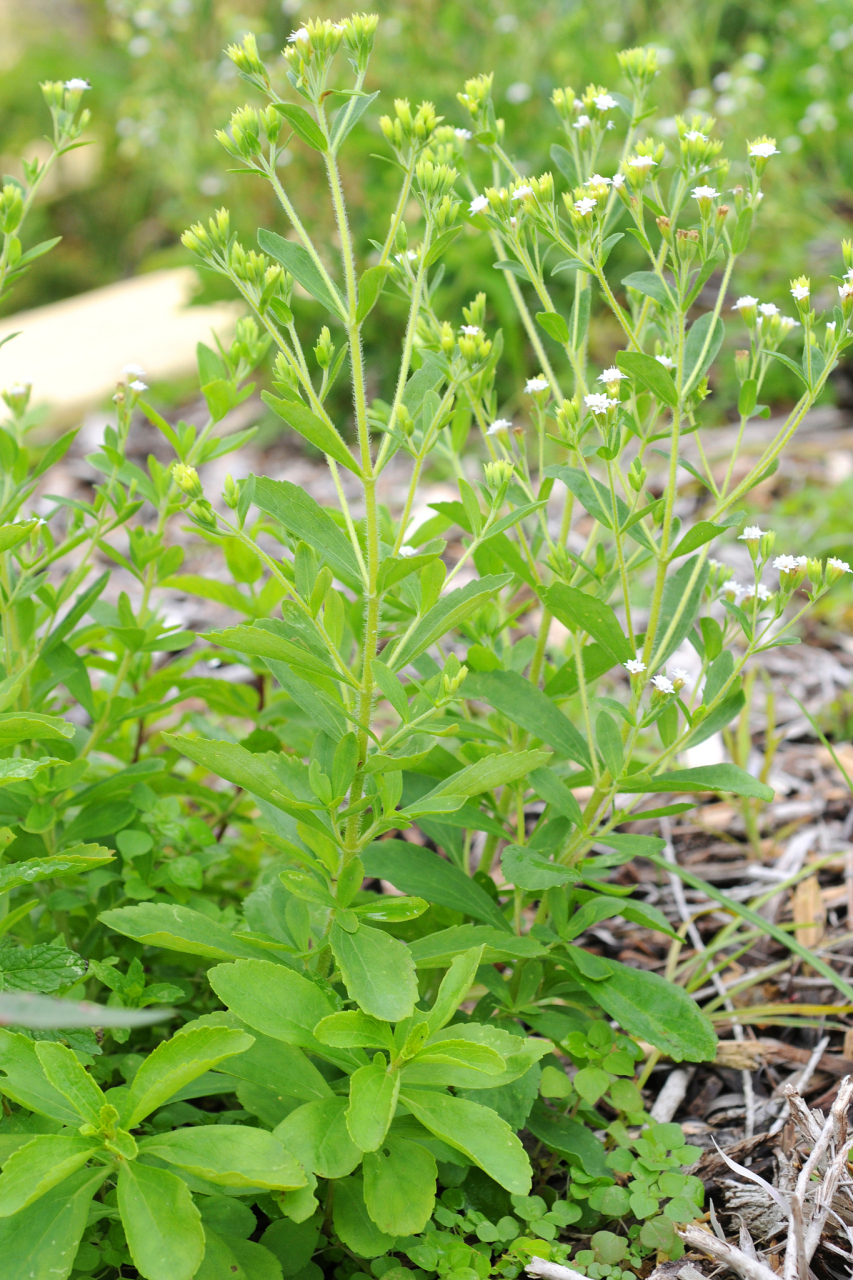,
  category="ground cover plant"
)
[2,22,853,1280]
